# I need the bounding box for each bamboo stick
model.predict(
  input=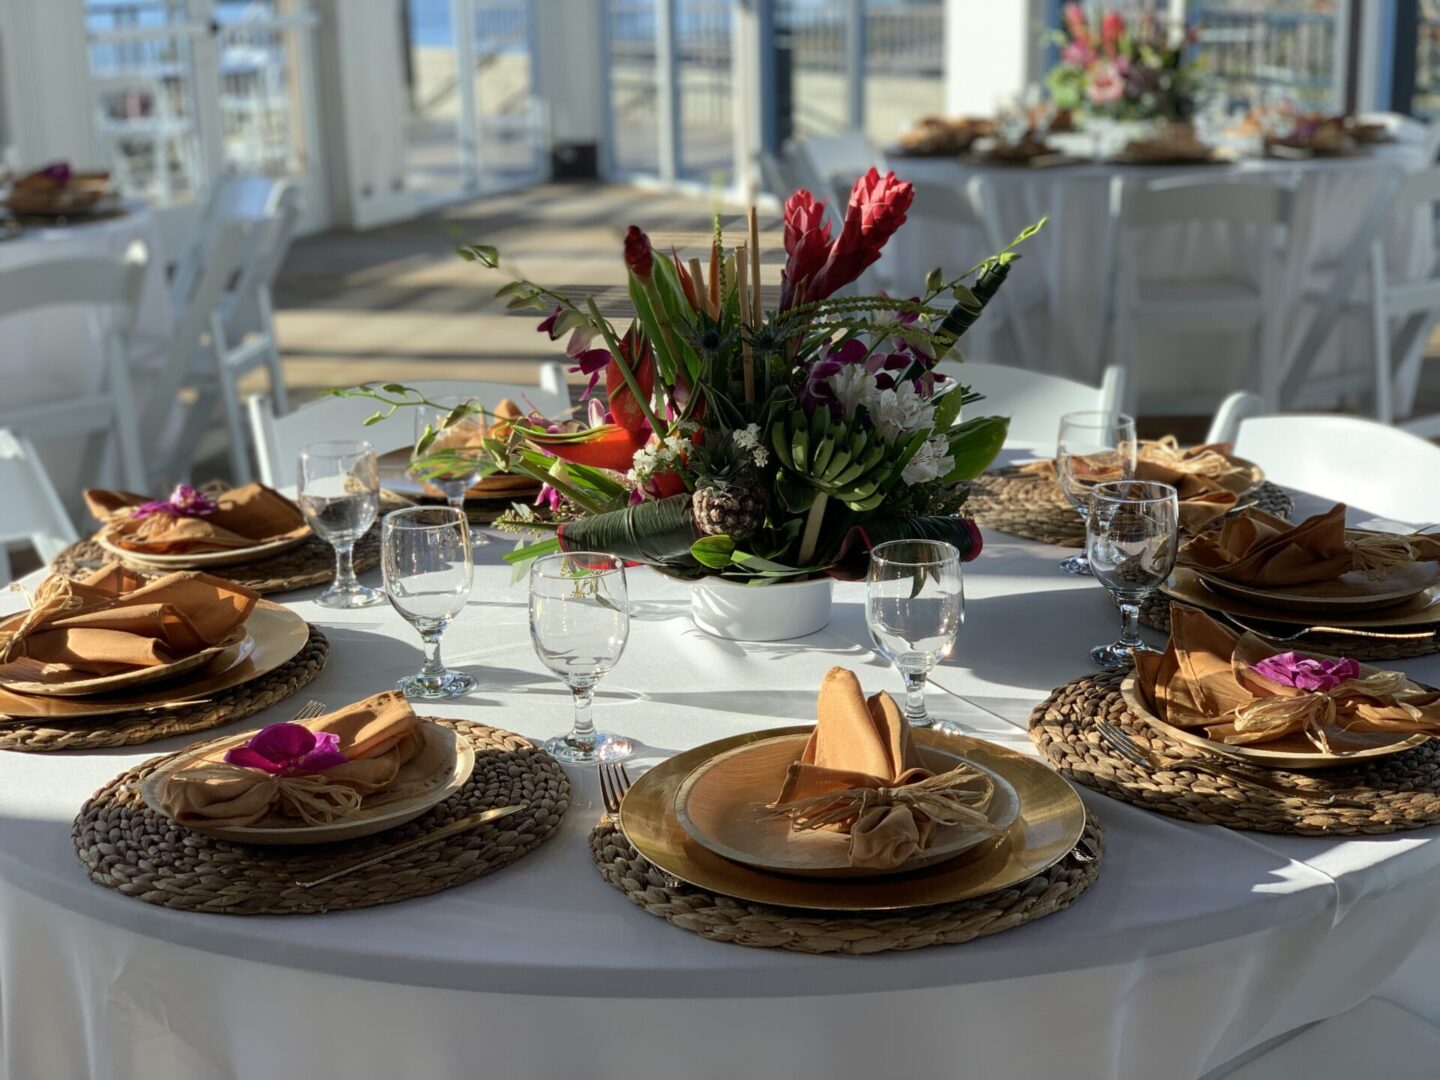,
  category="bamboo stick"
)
[688,257,707,316]
[747,206,762,324]
[736,245,755,404]
[707,242,720,316]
